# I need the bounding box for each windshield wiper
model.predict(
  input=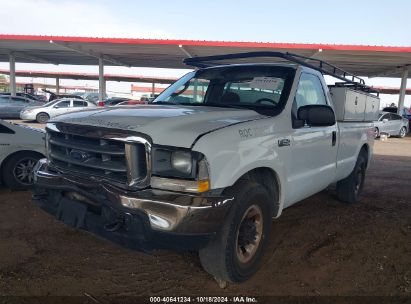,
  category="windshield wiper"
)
[152,101,247,110]
[151,101,176,105]
[152,101,203,106]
